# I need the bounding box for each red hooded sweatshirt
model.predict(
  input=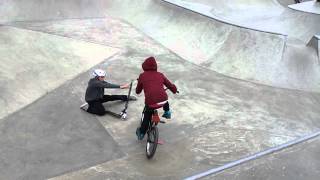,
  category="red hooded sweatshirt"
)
[136,57,177,106]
